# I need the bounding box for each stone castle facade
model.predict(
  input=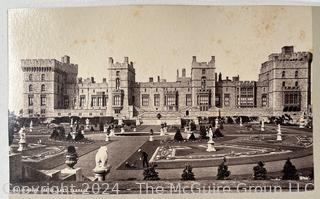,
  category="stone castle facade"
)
[21,46,312,123]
